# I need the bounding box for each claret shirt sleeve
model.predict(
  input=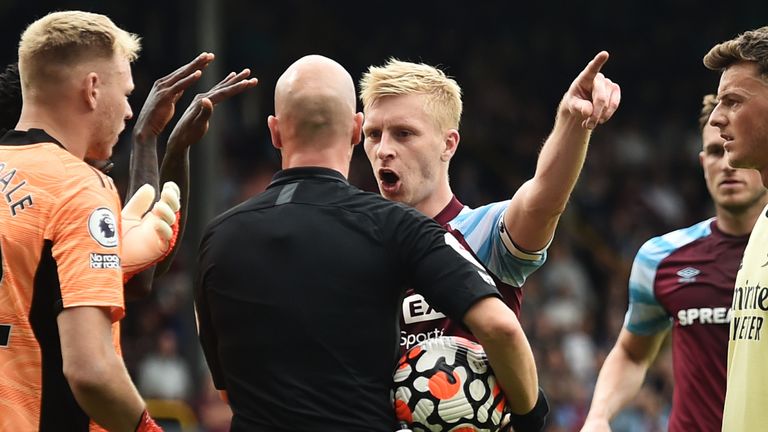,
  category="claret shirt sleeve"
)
[449,200,546,286]
[623,220,714,336]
